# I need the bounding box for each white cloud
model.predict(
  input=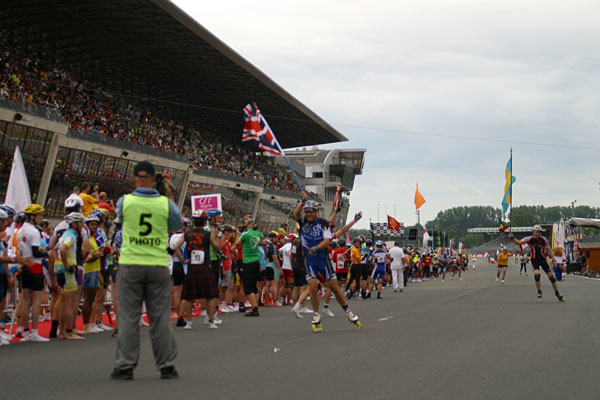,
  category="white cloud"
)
[174,0,600,228]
